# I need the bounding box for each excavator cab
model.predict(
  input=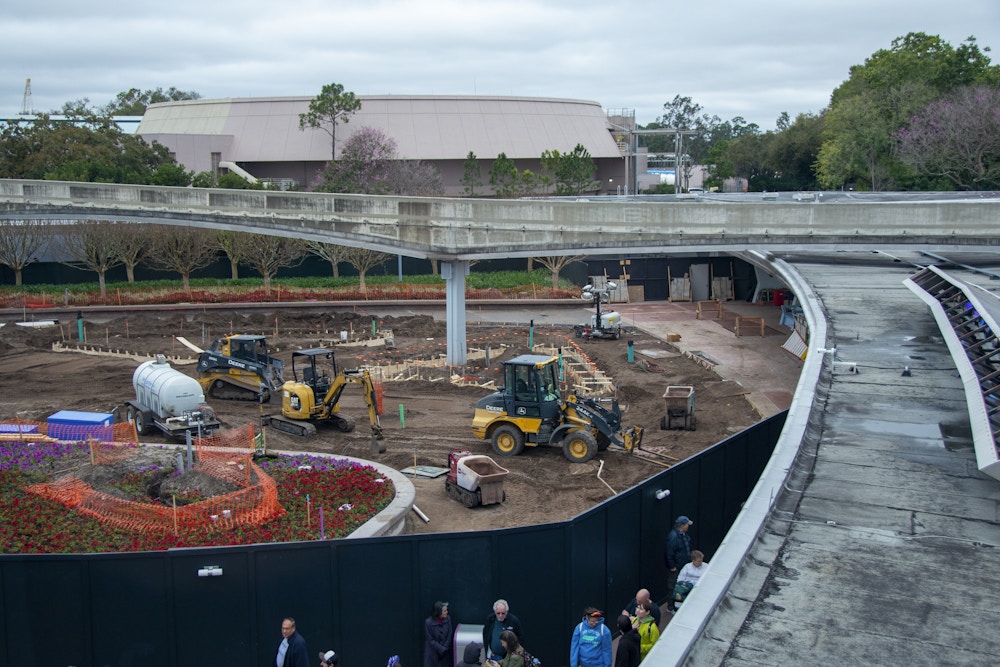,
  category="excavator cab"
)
[291,348,335,399]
